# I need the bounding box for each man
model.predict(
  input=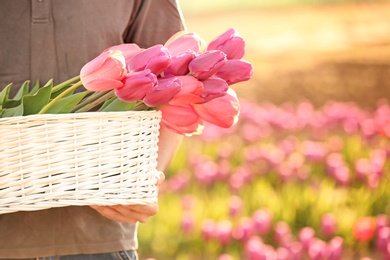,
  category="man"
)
[0,0,184,259]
